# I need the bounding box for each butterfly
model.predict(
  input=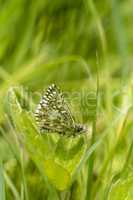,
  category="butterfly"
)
[34,84,86,136]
